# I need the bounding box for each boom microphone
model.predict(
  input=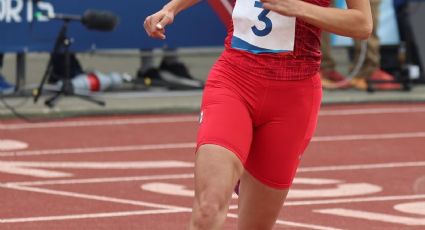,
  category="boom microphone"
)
[50,9,119,31]
[81,10,119,31]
